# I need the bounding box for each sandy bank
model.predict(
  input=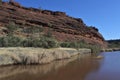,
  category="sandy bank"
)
[0,48,91,66]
